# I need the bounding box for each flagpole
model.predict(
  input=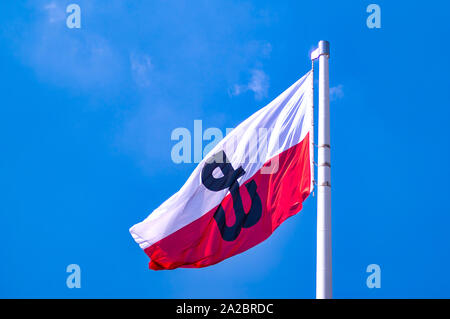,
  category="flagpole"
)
[311,40,332,299]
